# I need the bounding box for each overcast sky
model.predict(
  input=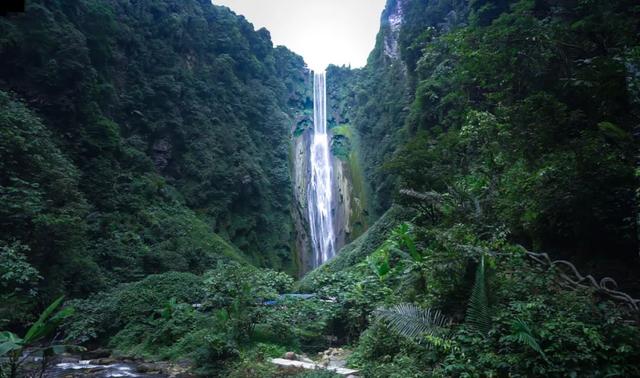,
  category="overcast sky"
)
[213,0,387,70]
